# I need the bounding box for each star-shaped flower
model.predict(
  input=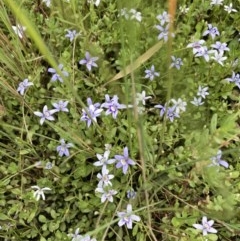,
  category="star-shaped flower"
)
[193,216,217,236]
[34,105,57,125]
[31,186,51,201]
[52,100,69,112]
[17,78,33,95]
[79,52,99,71]
[56,139,73,157]
[114,147,135,174]
[12,24,26,39]
[144,65,160,81]
[48,64,69,82]
[117,204,141,229]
